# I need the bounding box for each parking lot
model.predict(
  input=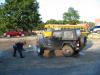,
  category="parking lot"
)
[0,36,100,75]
